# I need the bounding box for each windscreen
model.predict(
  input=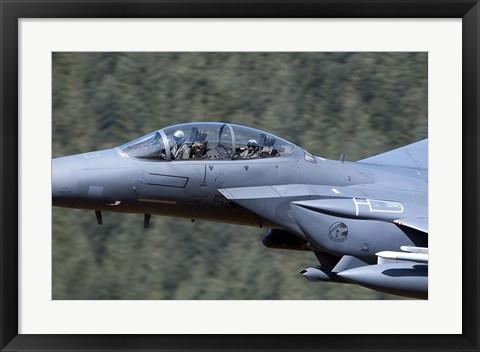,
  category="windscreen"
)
[119,131,167,160]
